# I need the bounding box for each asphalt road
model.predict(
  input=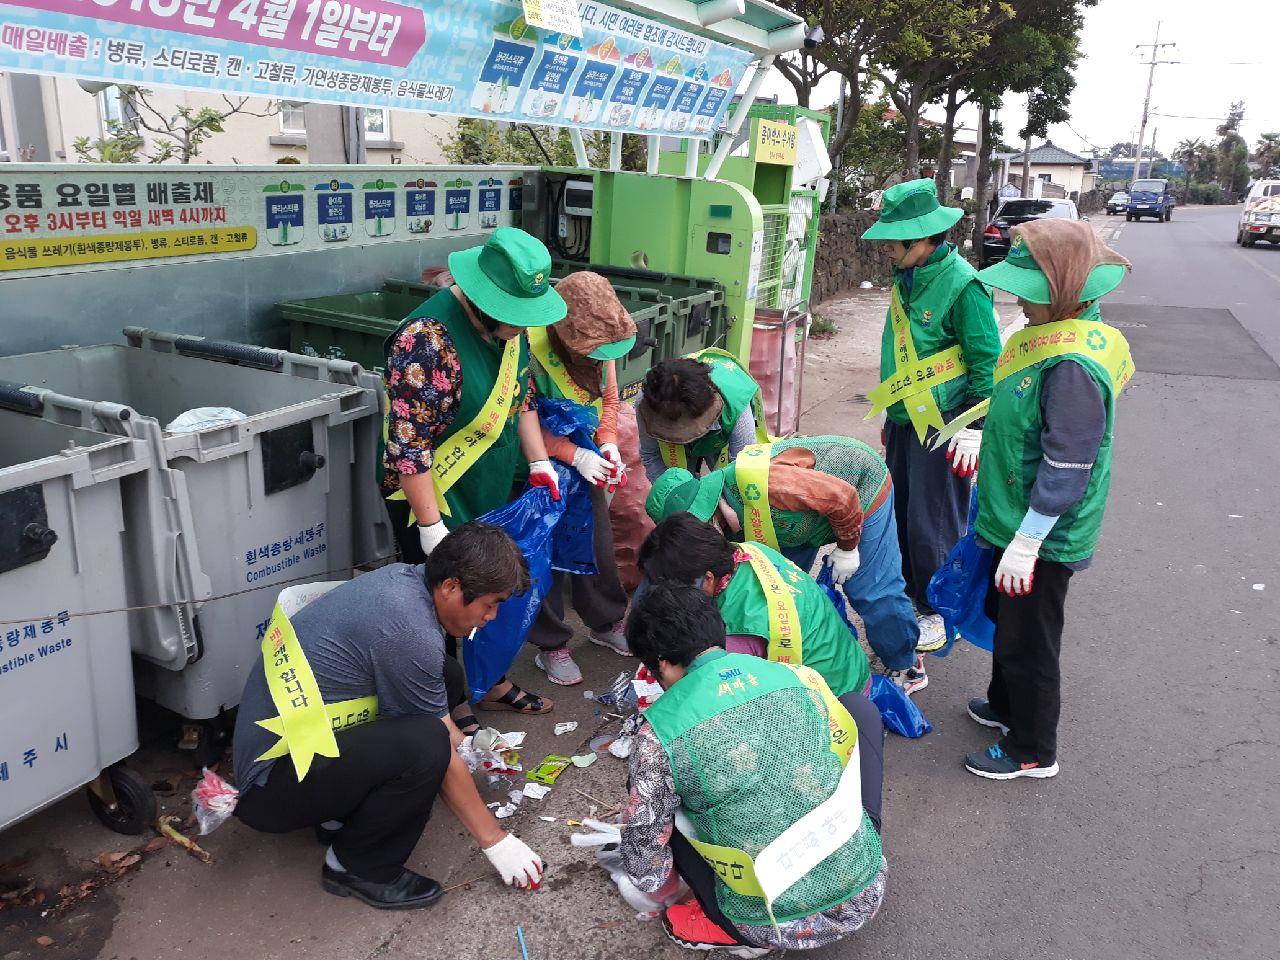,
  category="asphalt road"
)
[3,205,1276,960]
[812,203,1280,960]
